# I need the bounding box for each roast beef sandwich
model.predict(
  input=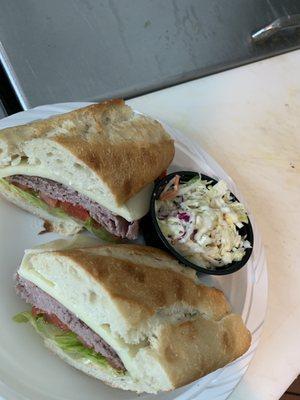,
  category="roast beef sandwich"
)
[0,100,174,240]
[14,236,251,393]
